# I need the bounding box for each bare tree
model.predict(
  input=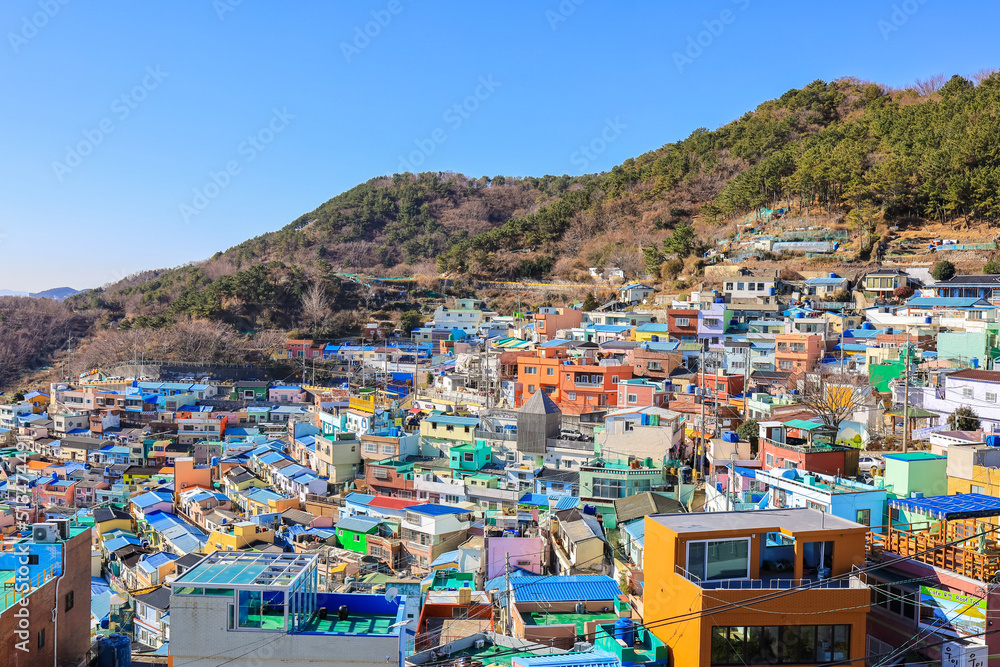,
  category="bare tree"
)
[301,282,330,334]
[913,74,946,97]
[972,68,998,86]
[798,372,874,430]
